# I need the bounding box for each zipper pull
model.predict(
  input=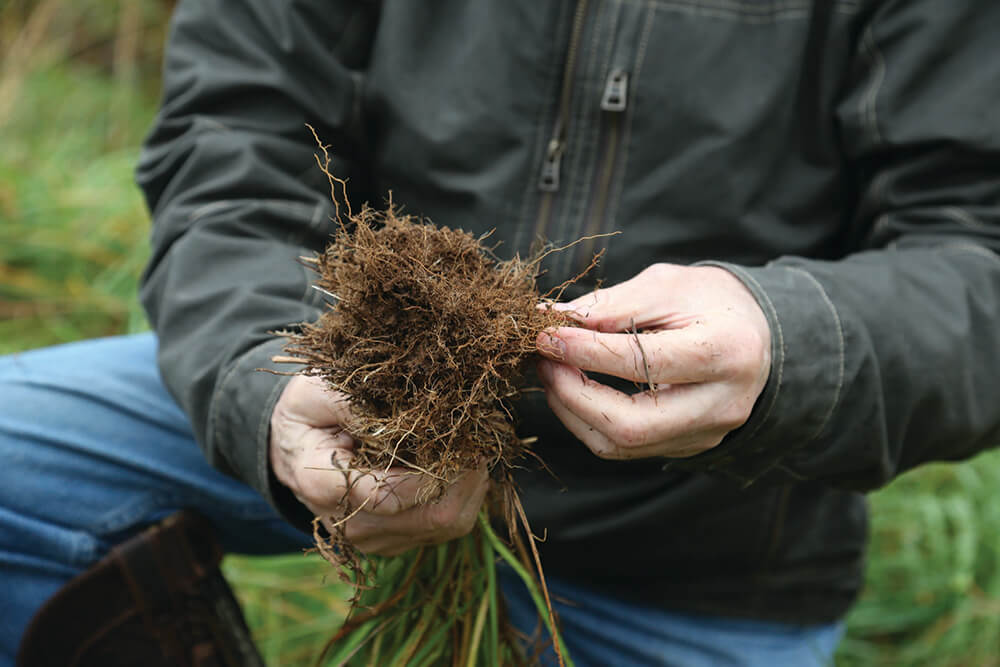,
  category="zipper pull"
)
[539,138,563,192]
[601,69,629,112]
